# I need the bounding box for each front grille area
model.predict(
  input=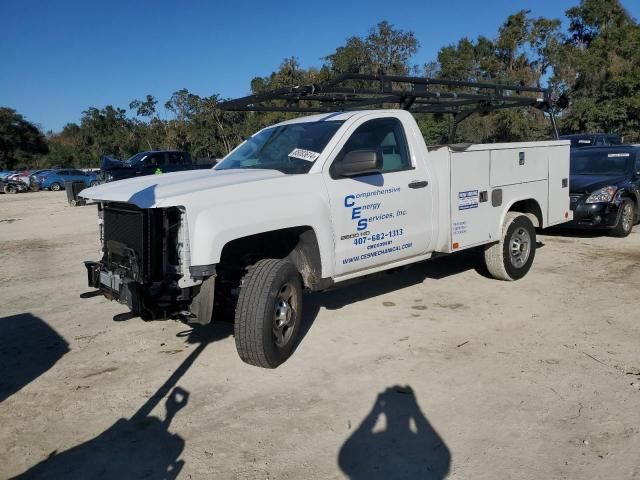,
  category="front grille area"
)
[101,203,166,281]
[103,204,145,258]
[100,202,182,285]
